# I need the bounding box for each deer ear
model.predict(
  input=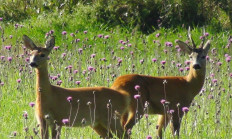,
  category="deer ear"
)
[203,40,210,53]
[176,40,192,54]
[23,35,37,50]
[45,36,55,52]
